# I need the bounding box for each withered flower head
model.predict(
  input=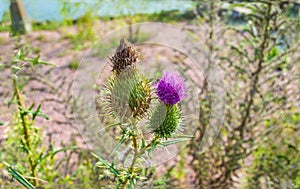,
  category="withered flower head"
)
[98,39,151,121]
[109,38,139,75]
